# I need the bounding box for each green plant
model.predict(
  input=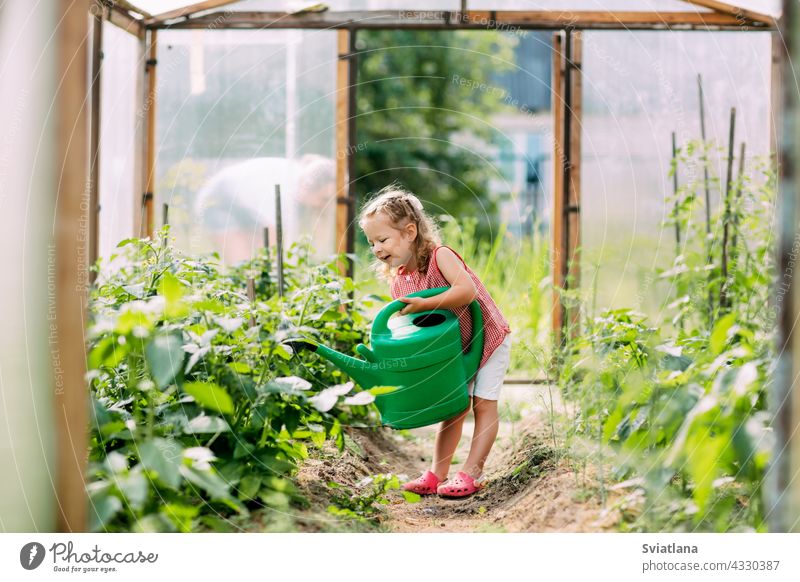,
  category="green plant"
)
[87,229,379,532]
[558,149,777,532]
[326,473,419,524]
